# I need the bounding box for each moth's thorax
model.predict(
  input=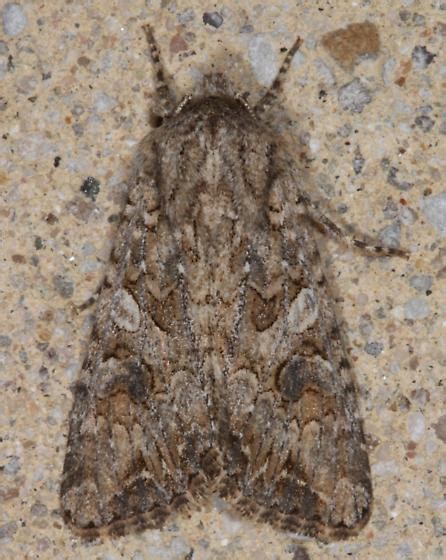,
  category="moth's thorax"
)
[157,95,272,248]
[164,95,262,140]
[178,95,252,120]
